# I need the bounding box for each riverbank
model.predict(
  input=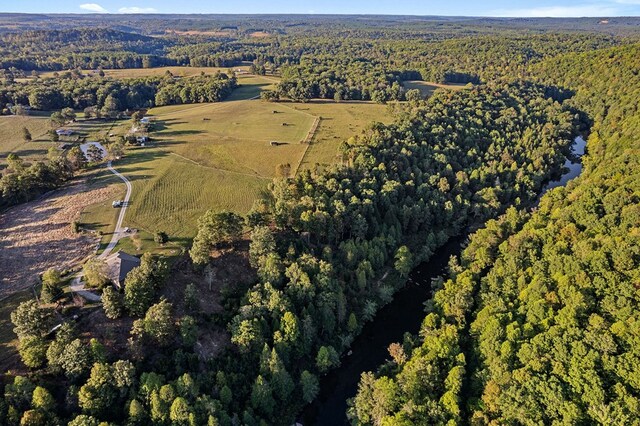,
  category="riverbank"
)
[300,135,587,425]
